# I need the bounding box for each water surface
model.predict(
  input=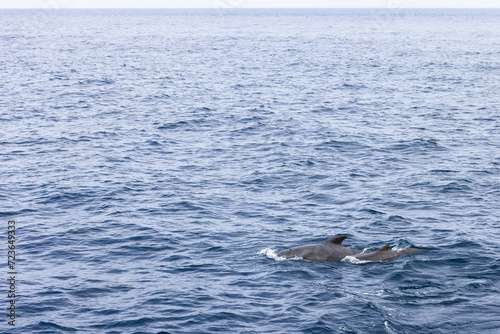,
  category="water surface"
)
[1,8,499,334]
